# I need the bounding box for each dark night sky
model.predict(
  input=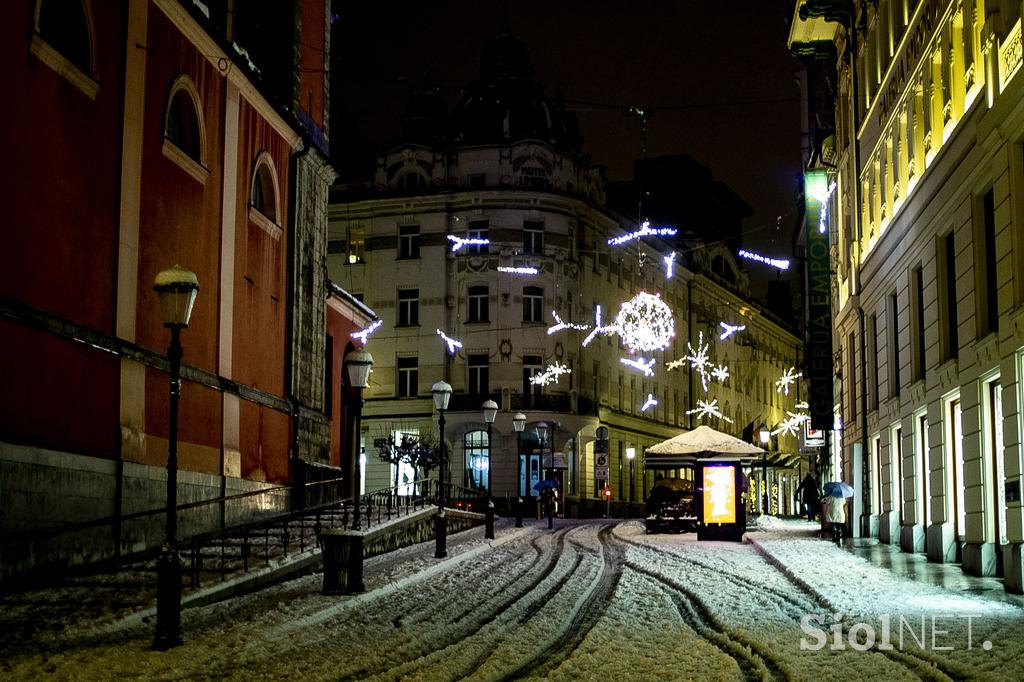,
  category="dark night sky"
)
[331,1,804,289]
